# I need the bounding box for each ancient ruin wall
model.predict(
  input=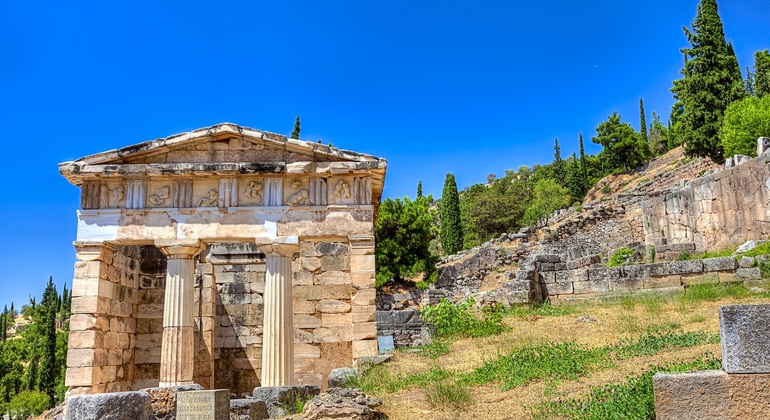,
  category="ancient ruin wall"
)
[643,154,770,253]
